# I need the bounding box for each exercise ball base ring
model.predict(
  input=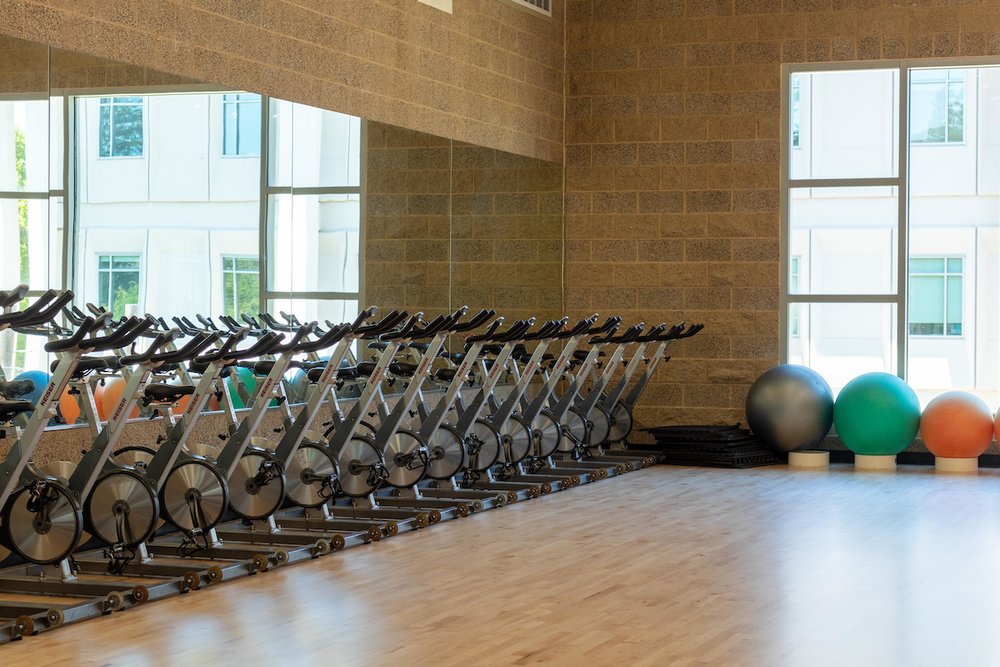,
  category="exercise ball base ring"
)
[855,454,896,472]
[935,456,979,474]
[788,450,829,470]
